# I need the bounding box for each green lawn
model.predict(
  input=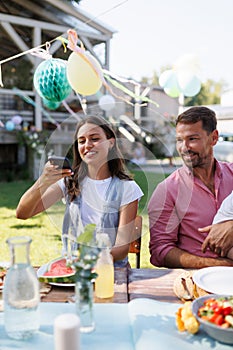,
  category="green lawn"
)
[0,170,167,268]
